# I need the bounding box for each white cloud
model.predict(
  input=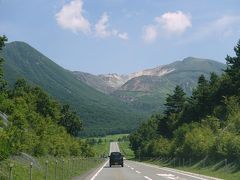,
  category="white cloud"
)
[95,12,111,38]
[55,1,129,41]
[142,25,158,43]
[155,11,192,34]
[95,12,128,40]
[183,15,240,43]
[118,32,129,40]
[142,11,192,43]
[208,15,240,37]
[55,0,91,34]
